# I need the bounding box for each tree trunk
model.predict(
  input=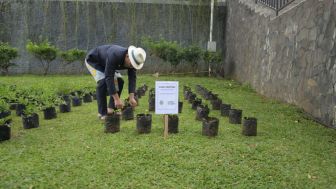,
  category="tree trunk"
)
[43,61,50,75]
